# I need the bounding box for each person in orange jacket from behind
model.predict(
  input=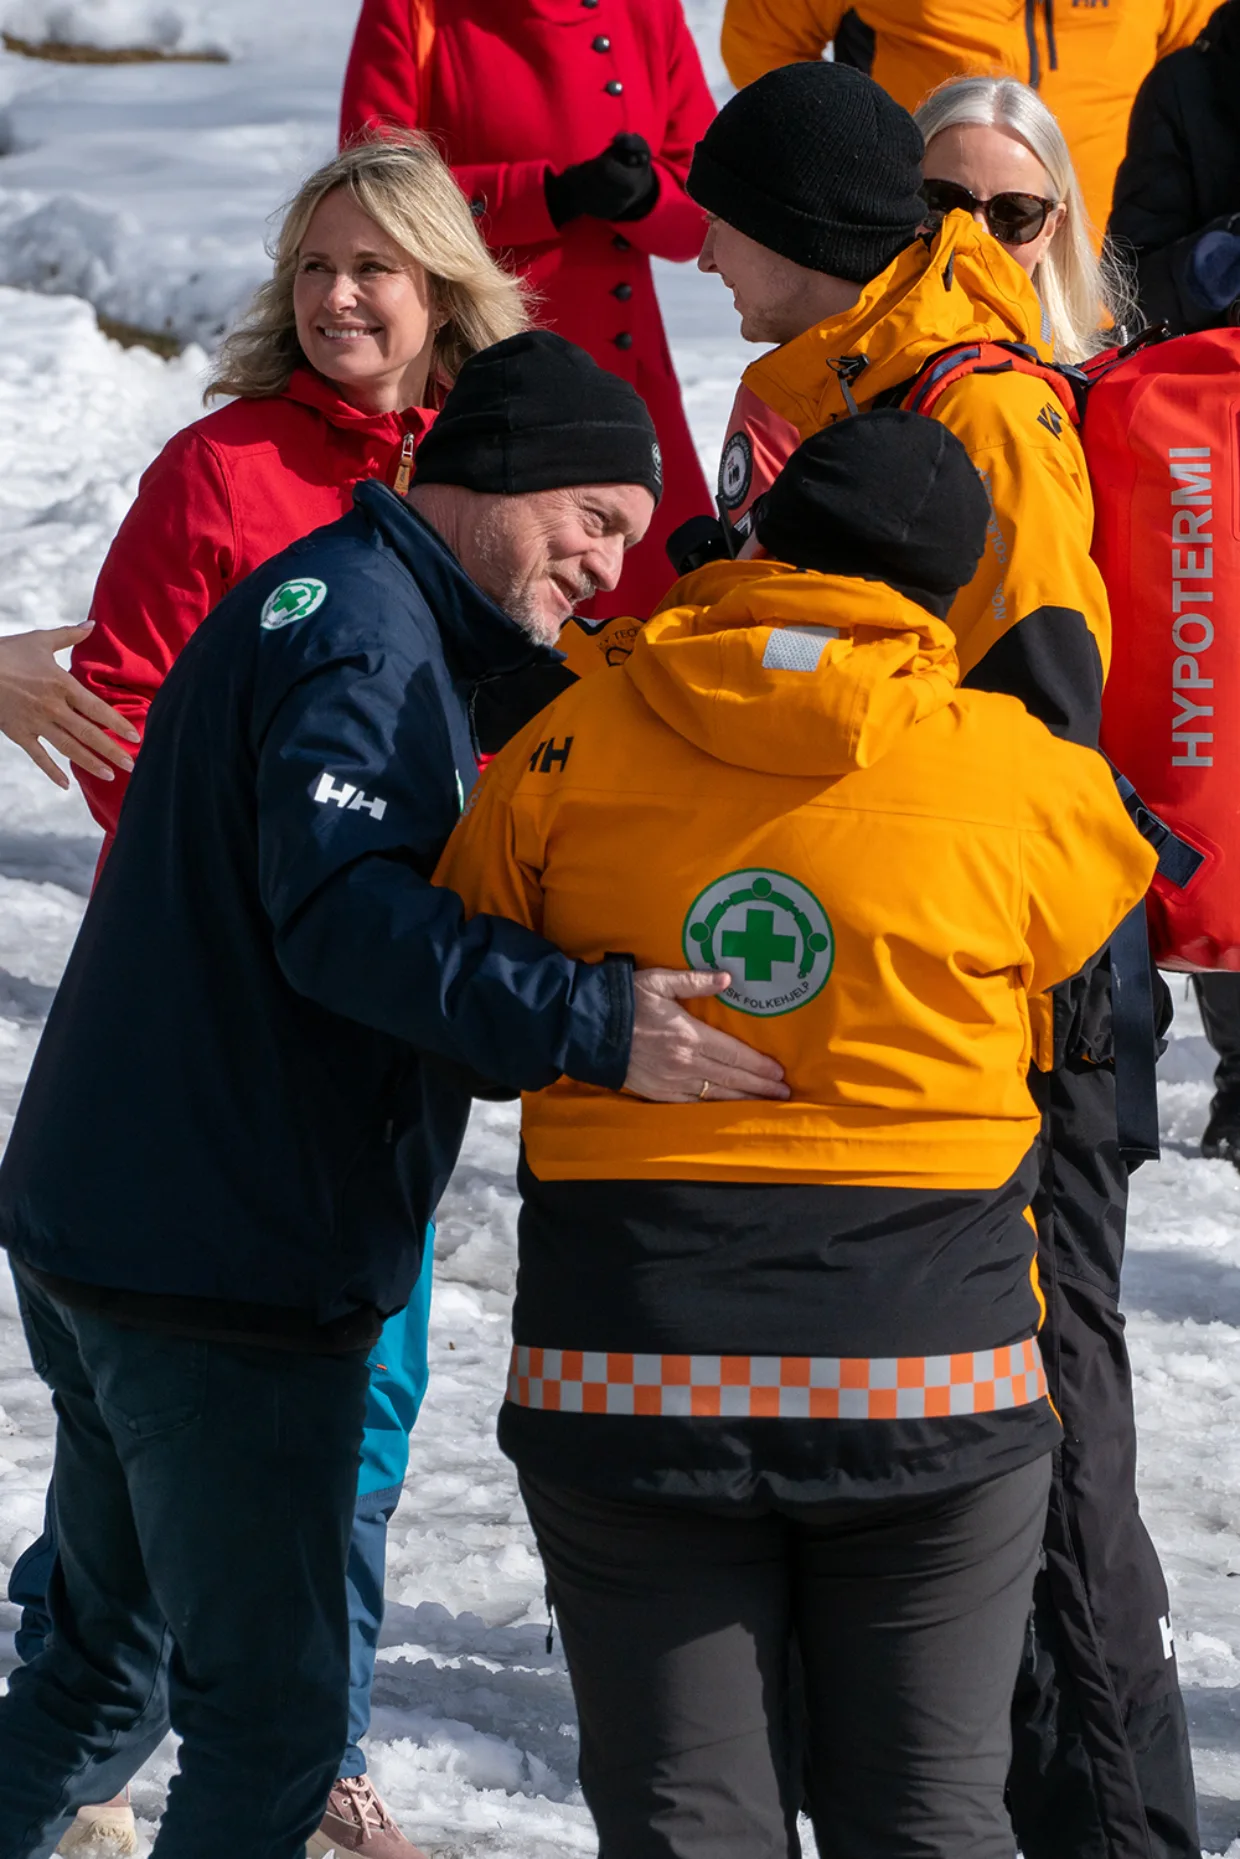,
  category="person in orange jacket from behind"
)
[683,64,1201,1859]
[719,0,1215,238]
[339,0,717,621]
[436,410,1155,1859]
